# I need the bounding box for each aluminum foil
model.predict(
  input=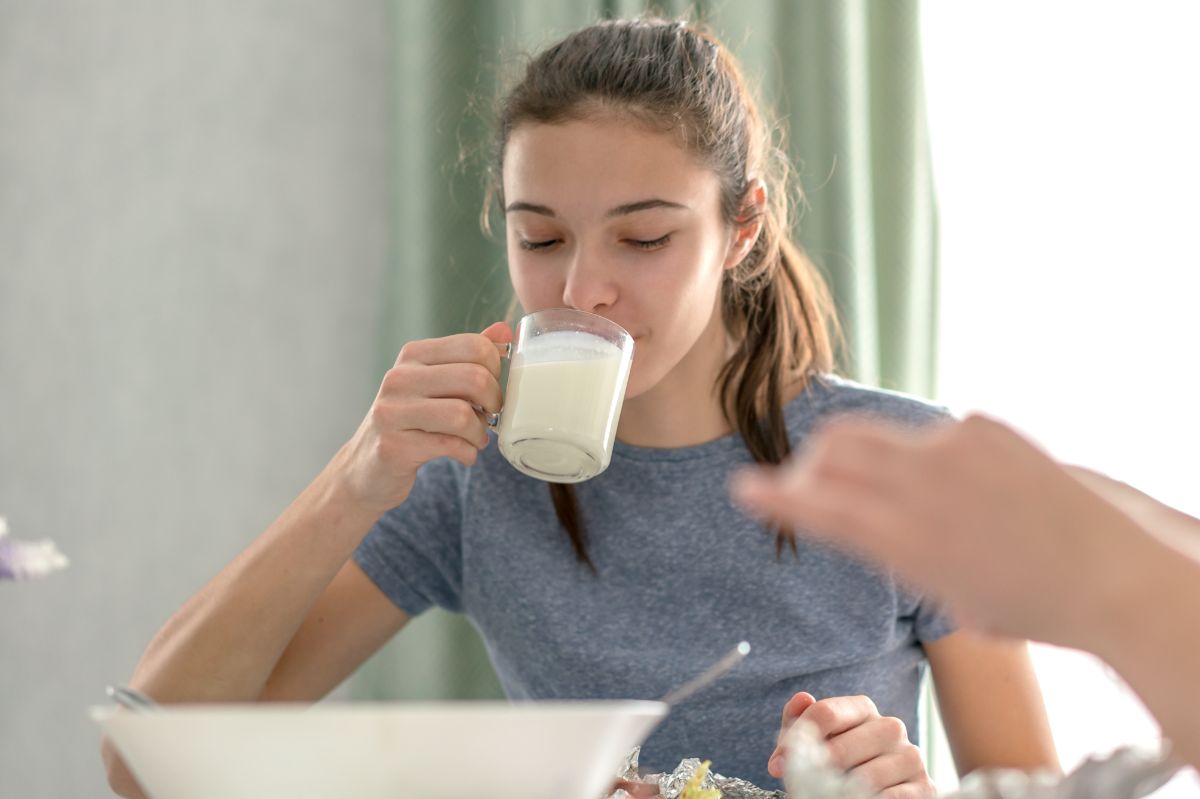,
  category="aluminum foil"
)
[947,746,1180,799]
[608,747,786,799]
[605,721,1180,799]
